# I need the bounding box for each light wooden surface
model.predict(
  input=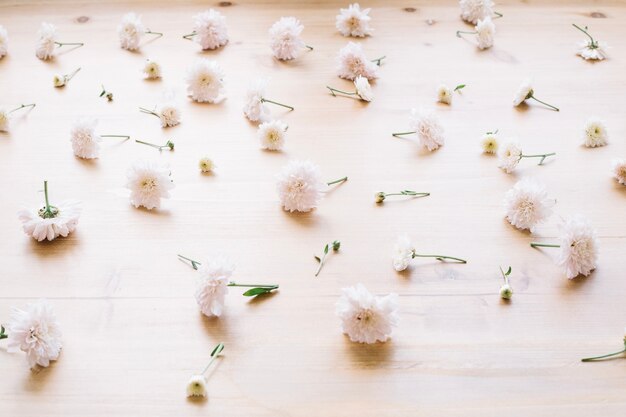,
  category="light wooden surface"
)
[1,0,625,415]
